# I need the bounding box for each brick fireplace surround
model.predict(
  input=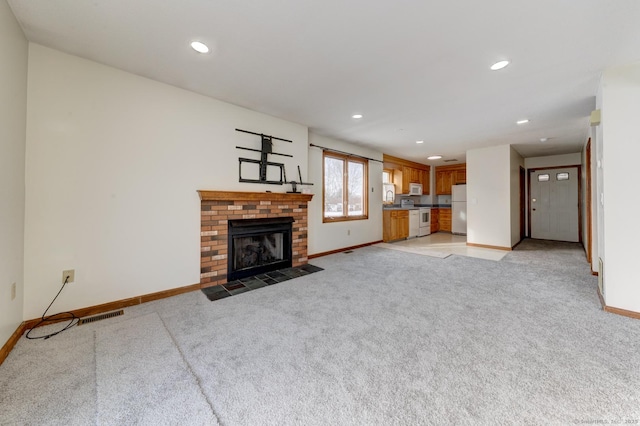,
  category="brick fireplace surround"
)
[197,190,314,288]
